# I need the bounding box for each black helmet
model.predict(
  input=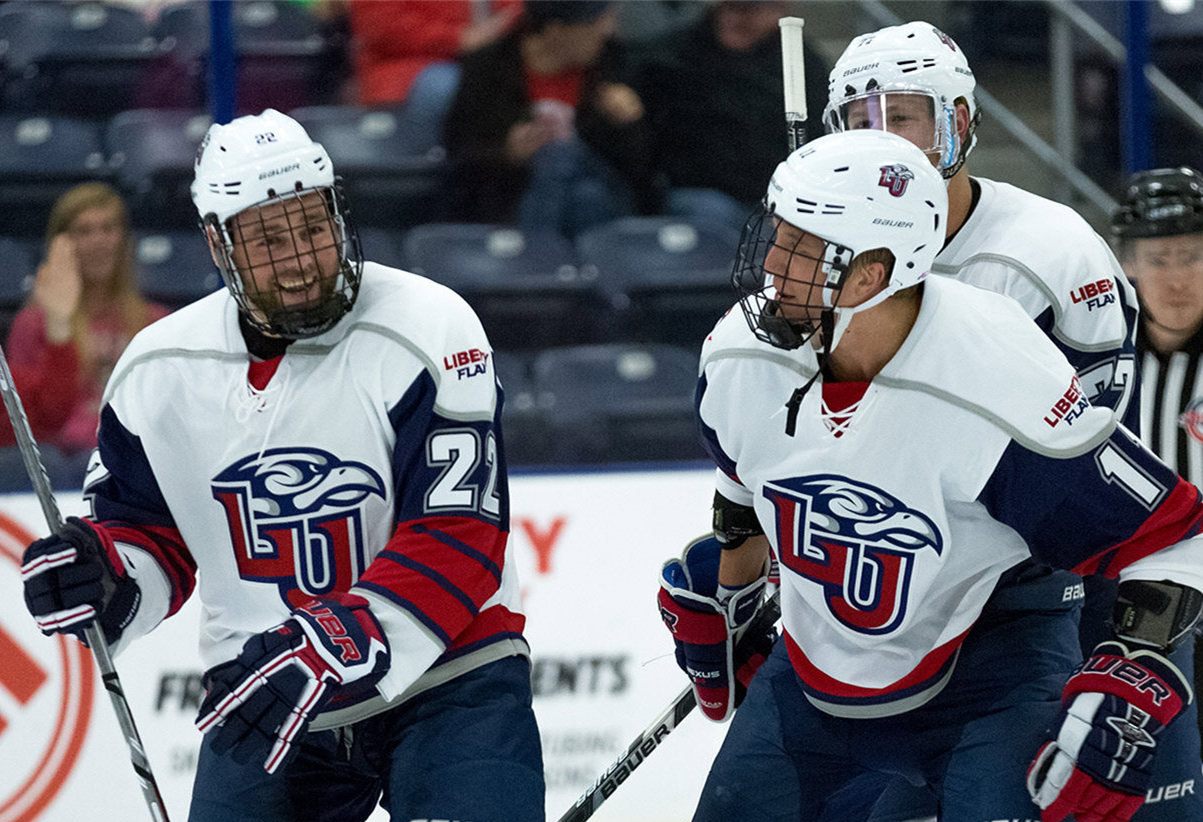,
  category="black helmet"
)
[1112,167,1203,240]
